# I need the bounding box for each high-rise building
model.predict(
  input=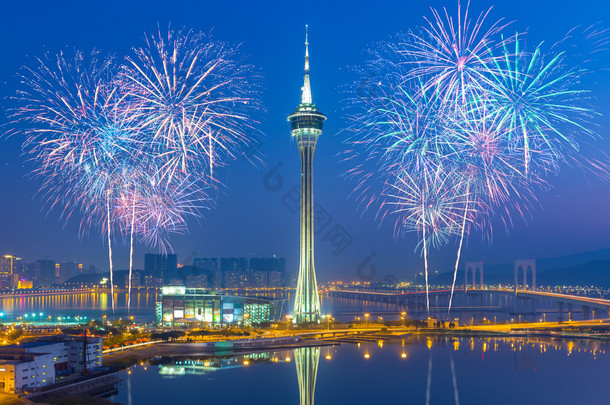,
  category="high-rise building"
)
[144,253,178,284]
[0,255,21,276]
[193,258,219,289]
[249,257,286,288]
[0,255,23,289]
[58,262,80,283]
[124,272,141,289]
[288,26,326,323]
[34,260,57,287]
[220,258,248,289]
